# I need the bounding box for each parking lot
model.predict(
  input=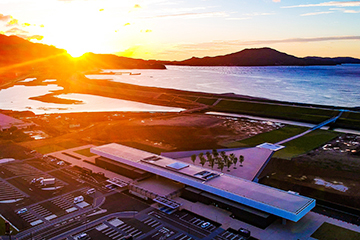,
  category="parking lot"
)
[173,210,219,232]
[0,156,102,232]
